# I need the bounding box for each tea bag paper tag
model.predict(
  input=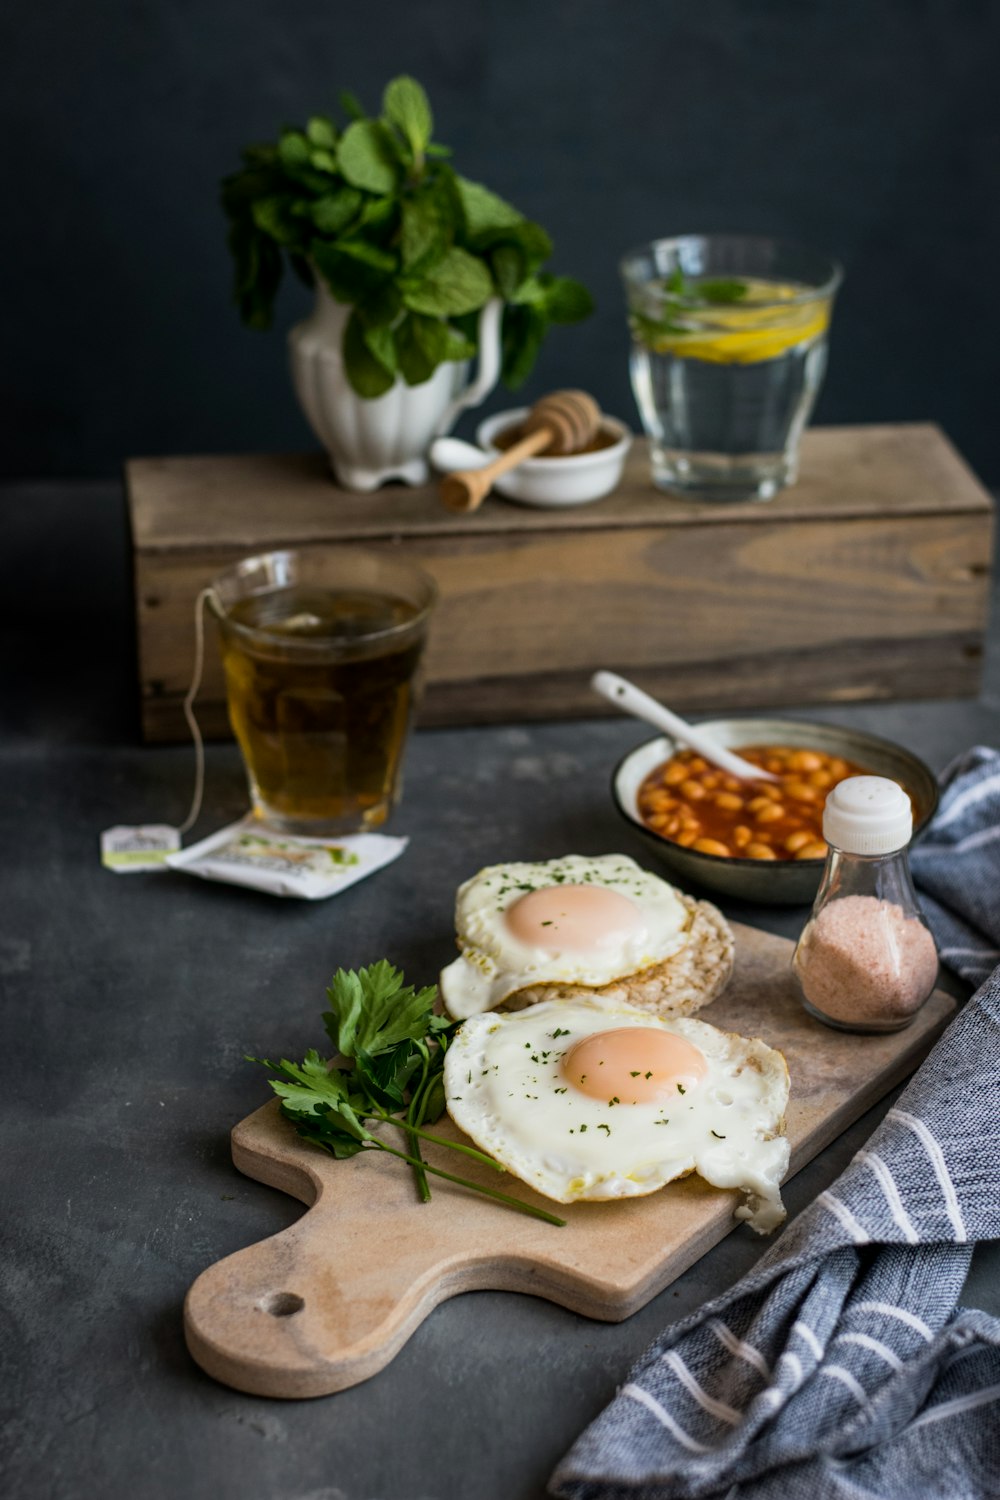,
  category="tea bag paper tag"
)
[164,816,407,900]
[101,824,182,874]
